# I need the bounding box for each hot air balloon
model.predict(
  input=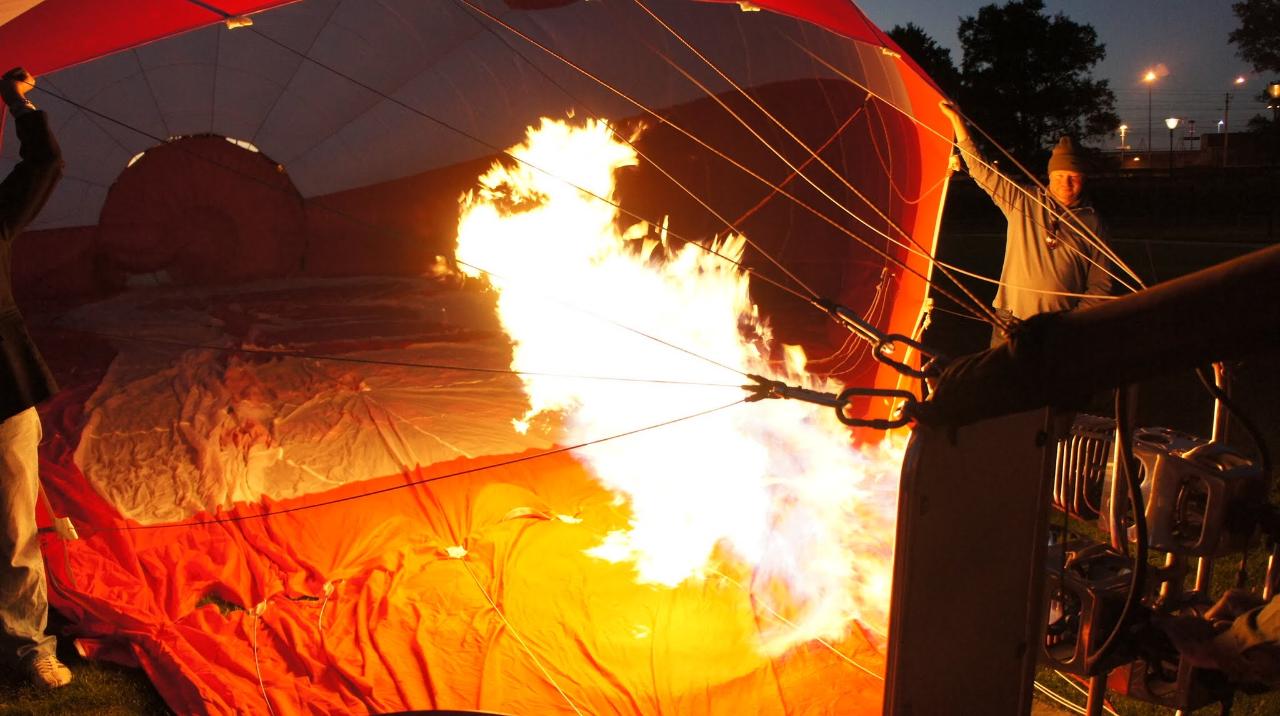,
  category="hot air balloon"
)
[2,1,961,712]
